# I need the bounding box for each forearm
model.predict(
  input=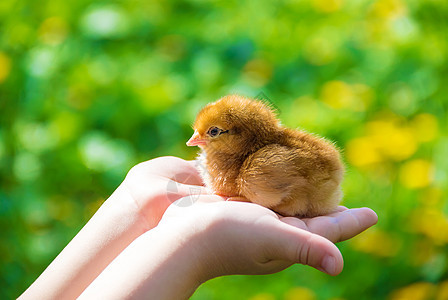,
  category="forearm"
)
[79,225,205,300]
[20,184,149,300]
